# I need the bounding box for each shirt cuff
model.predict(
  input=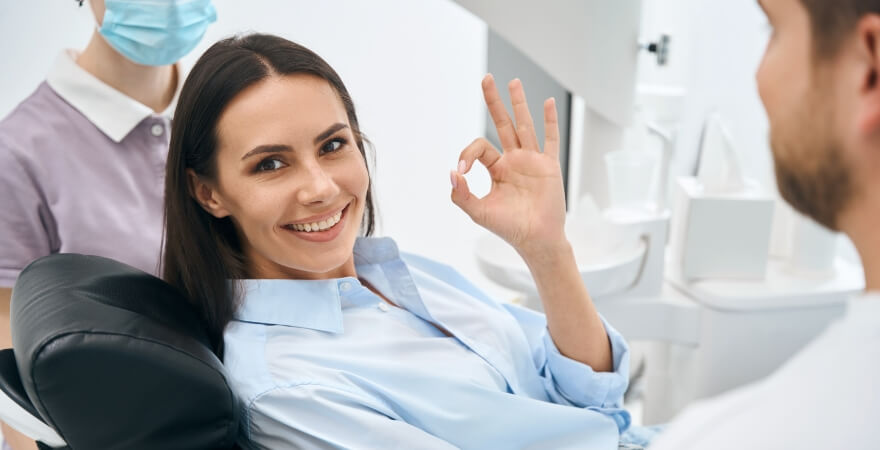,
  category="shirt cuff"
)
[542,315,630,408]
